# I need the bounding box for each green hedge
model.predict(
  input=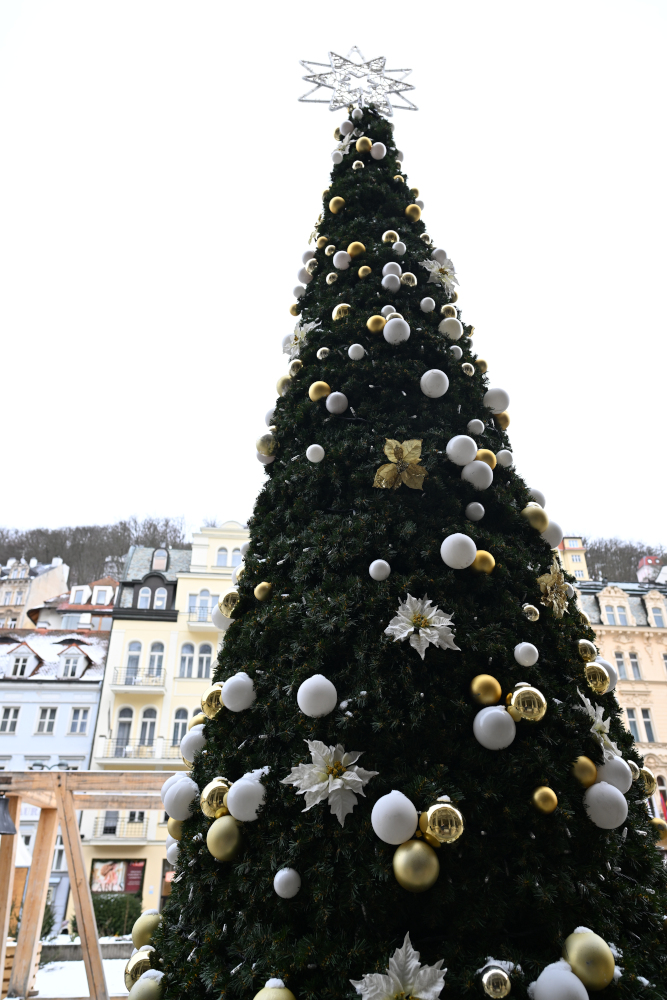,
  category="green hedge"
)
[71,892,142,939]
